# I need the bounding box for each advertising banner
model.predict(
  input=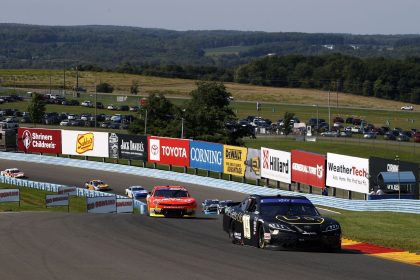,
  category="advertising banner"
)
[189,141,223,172]
[87,196,117,214]
[148,136,190,166]
[245,148,261,180]
[58,186,77,196]
[62,130,109,157]
[369,156,418,194]
[46,194,69,206]
[291,150,325,188]
[116,198,134,213]
[261,147,291,183]
[109,133,148,160]
[223,145,248,176]
[326,153,369,194]
[18,128,62,154]
[0,189,19,203]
